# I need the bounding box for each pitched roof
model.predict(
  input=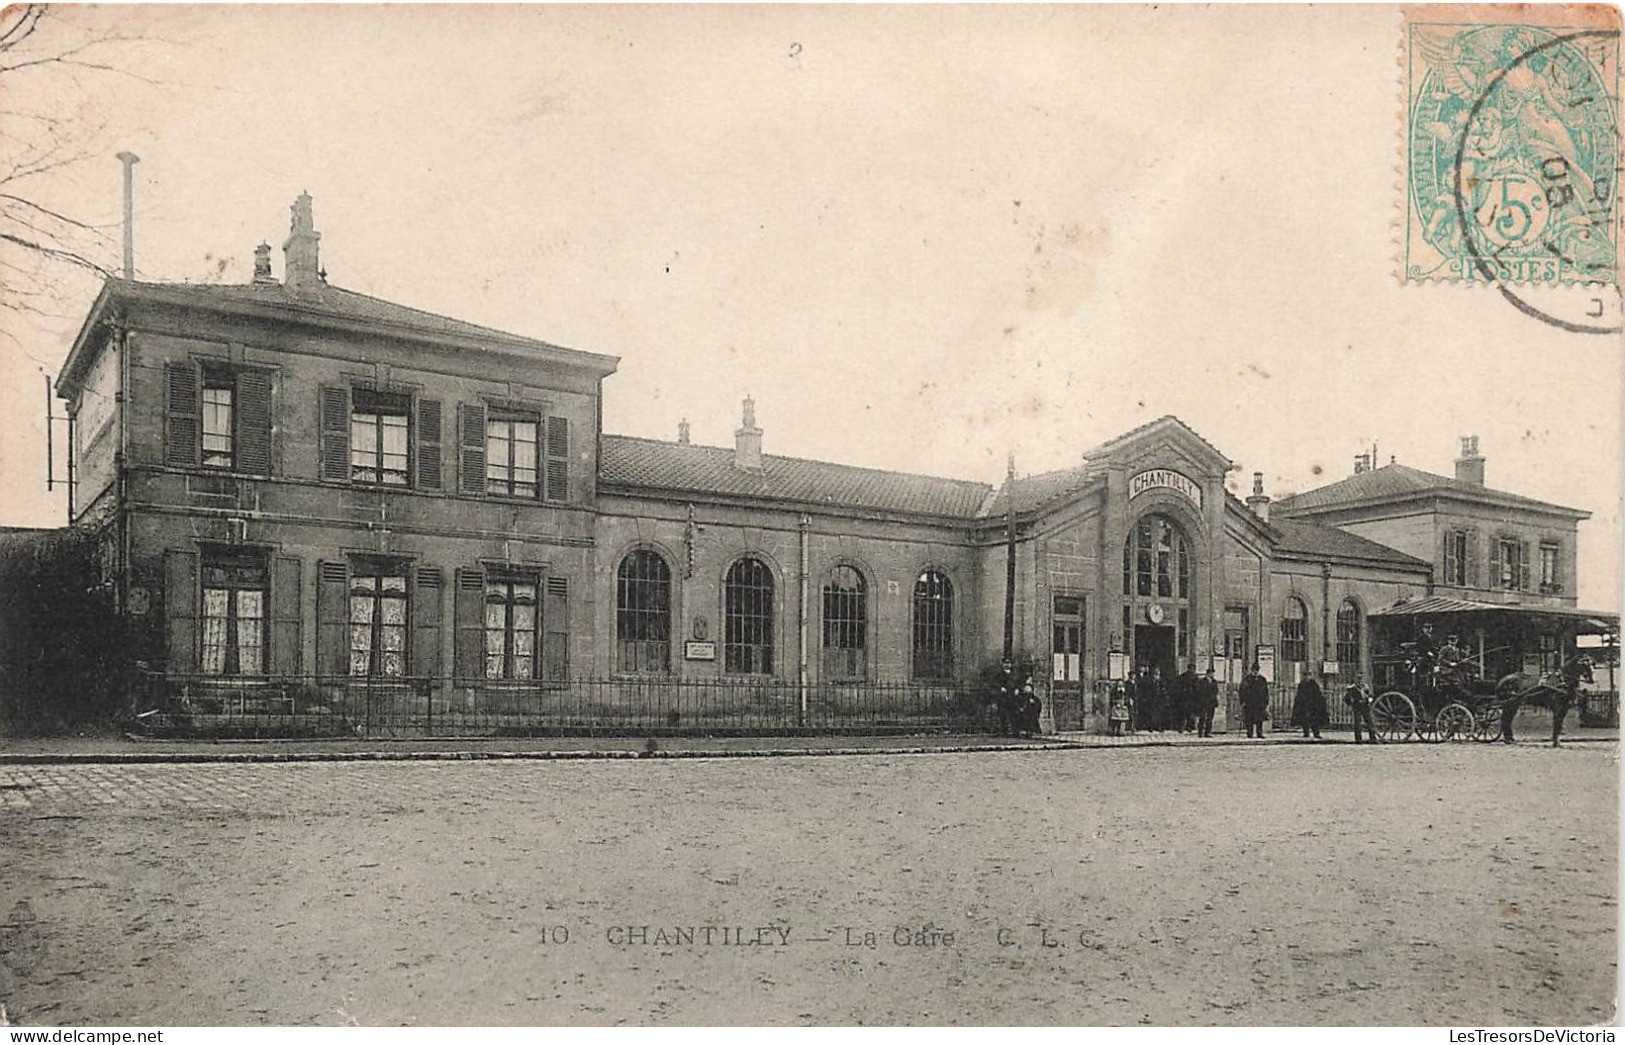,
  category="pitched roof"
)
[60,278,618,392]
[1272,463,1587,518]
[1076,414,1232,468]
[1269,517,1431,569]
[599,435,993,519]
